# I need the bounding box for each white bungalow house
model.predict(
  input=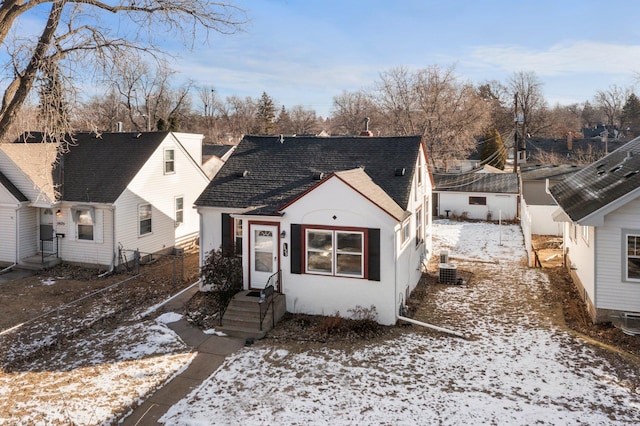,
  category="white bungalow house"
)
[549,136,640,324]
[0,131,209,270]
[432,172,519,221]
[195,135,433,326]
